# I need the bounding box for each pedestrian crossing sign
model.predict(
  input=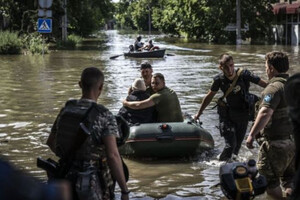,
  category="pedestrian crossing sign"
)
[38,18,52,33]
